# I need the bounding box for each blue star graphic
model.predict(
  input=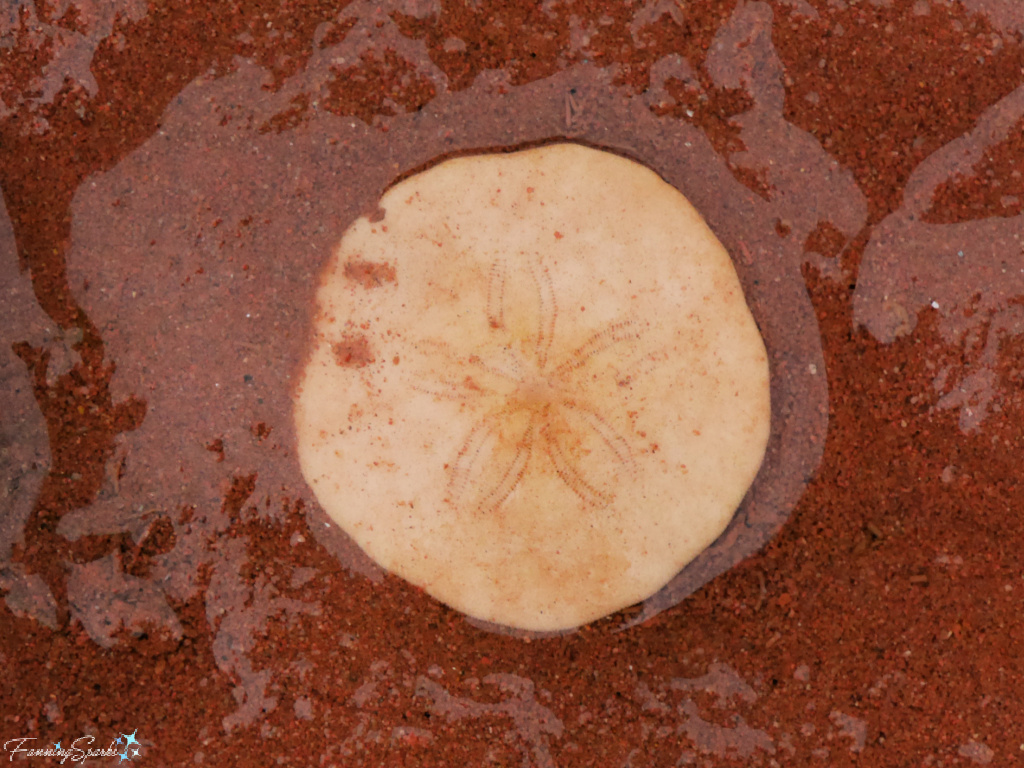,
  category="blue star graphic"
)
[118,751,131,763]
[53,742,61,751]
[115,736,123,745]
[122,729,140,748]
